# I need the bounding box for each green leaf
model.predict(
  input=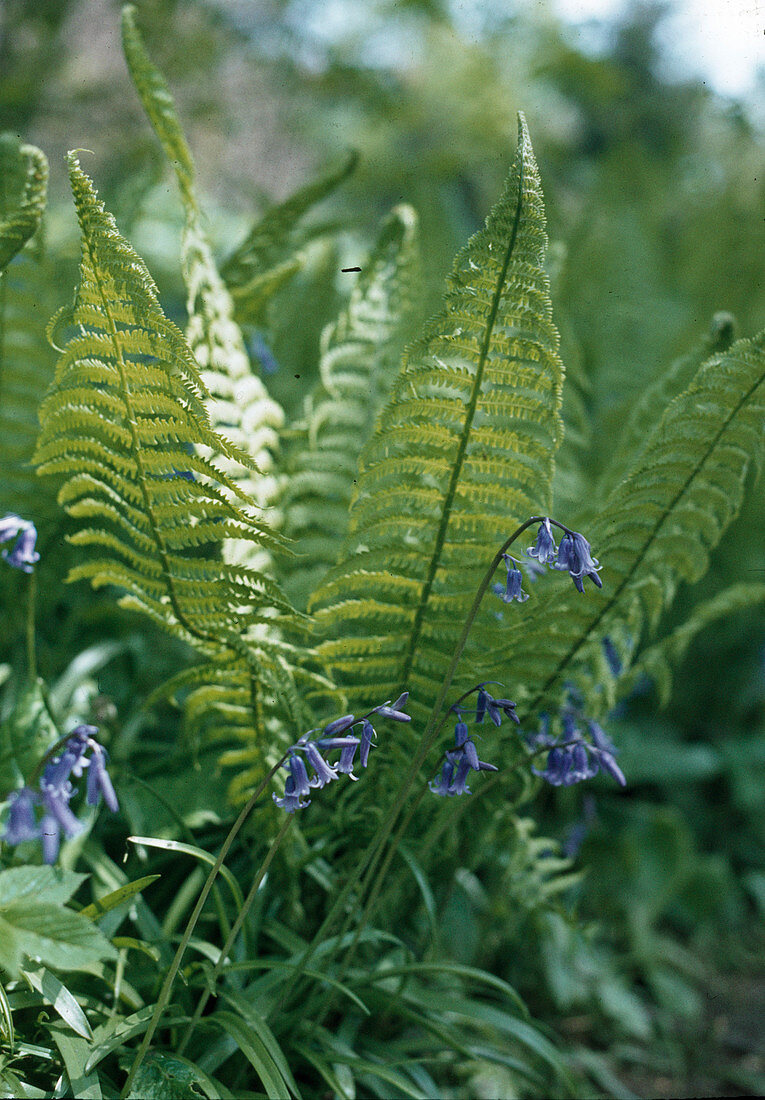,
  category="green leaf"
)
[78,874,160,921]
[127,838,243,910]
[49,1026,101,1100]
[22,967,92,1039]
[0,978,14,1051]
[127,1051,229,1099]
[211,1009,297,1100]
[0,868,116,977]
[311,114,564,726]
[0,678,59,792]
[86,1005,183,1073]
